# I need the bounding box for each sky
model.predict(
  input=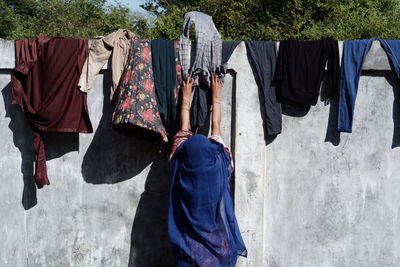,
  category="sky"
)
[106,0,147,13]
